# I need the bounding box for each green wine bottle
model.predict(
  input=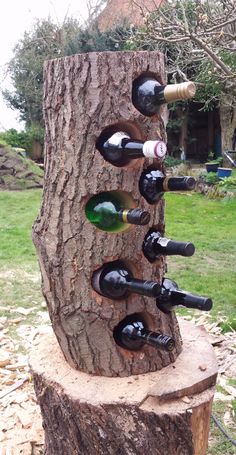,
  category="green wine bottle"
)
[85,191,150,233]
